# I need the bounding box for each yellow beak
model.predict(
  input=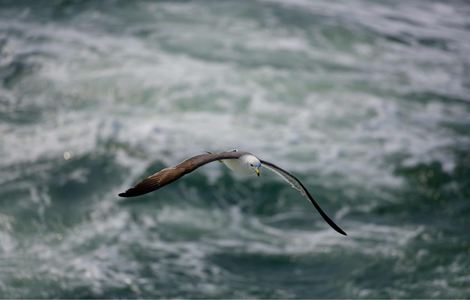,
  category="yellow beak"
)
[255,168,260,177]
